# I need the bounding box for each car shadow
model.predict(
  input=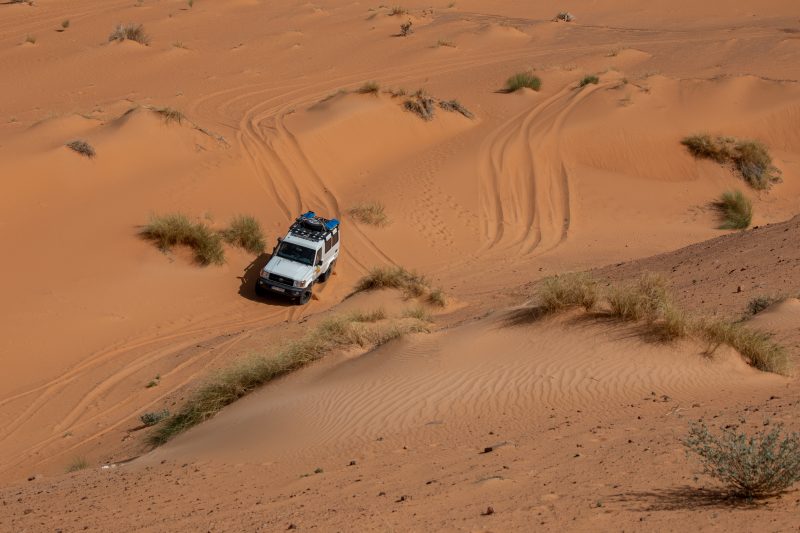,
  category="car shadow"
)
[238,252,294,306]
